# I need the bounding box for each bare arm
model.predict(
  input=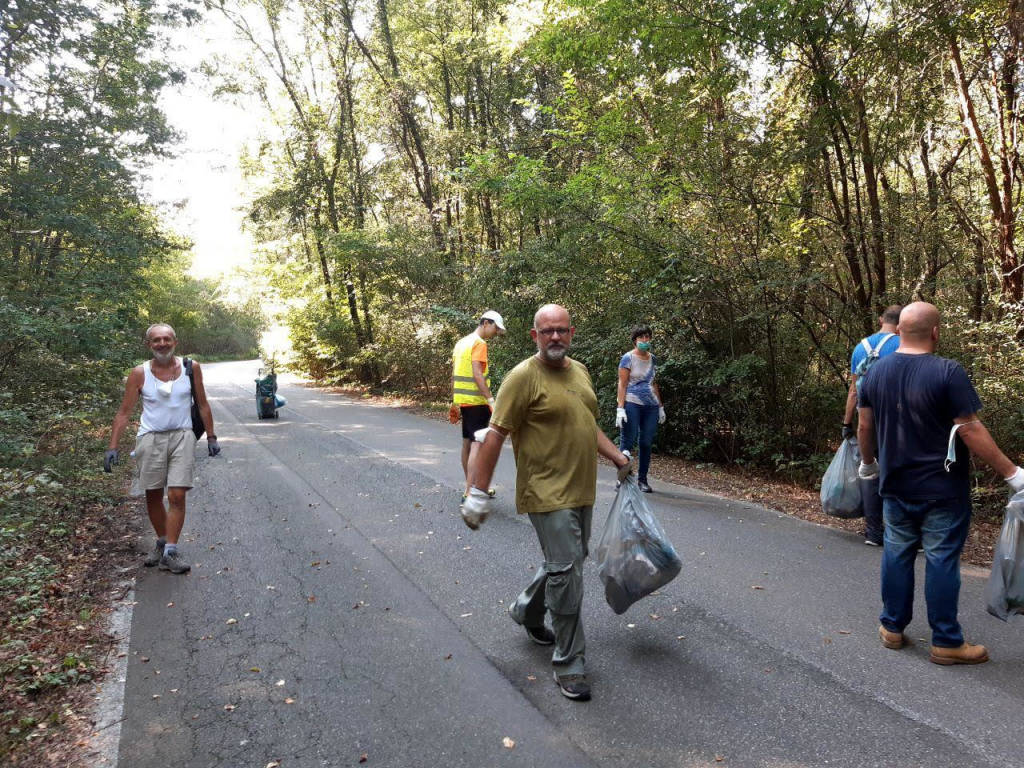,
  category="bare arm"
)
[192,362,216,438]
[843,376,858,425]
[108,367,144,450]
[857,406,875,463]
[616,366,629,407]
[597,425,630,467]
[954,415,1016,478]
[471,360,493,402]
[470,424,508,492]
